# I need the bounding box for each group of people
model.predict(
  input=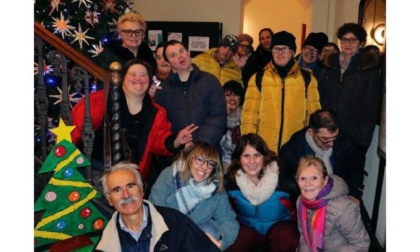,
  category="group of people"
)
[70,11,381,252]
